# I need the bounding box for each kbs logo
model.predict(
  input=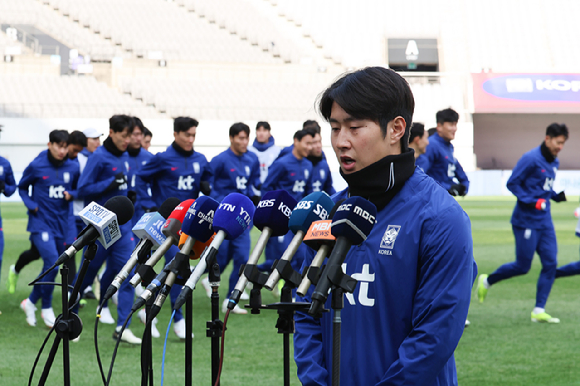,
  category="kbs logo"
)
[178,175,195,190]
[236,176,247,190]
[543,177,554,191]
[292,180,305,193]
[343,263,375,307]
[278,201,292,218]
[257,199,274,208]
[49,185,65,199]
